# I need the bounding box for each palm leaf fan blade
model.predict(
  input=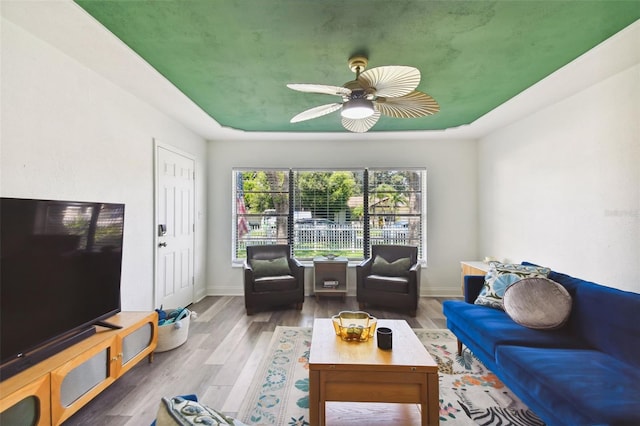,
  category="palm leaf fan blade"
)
[374,91,440,119]
[358,66,421,98]
[286,83,351,97]
[290,103,342,123]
